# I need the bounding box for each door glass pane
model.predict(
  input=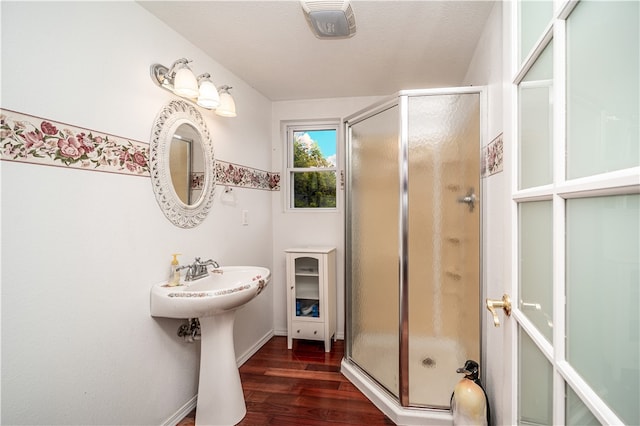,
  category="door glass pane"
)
[519,42,553,190]
[519,328,553,425]
[519,201,553,342]
[407,93,480,407]
[566,385,601,426]
[519,0,554,63]
[566,194,640,425]
[348,105,400,398]
[566,1,639,179]
[294,257,320,318]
